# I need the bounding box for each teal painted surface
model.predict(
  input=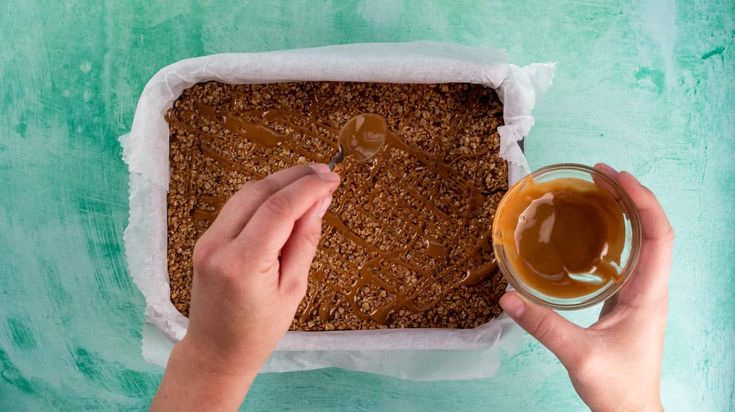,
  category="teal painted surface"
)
[0,0,732,410]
